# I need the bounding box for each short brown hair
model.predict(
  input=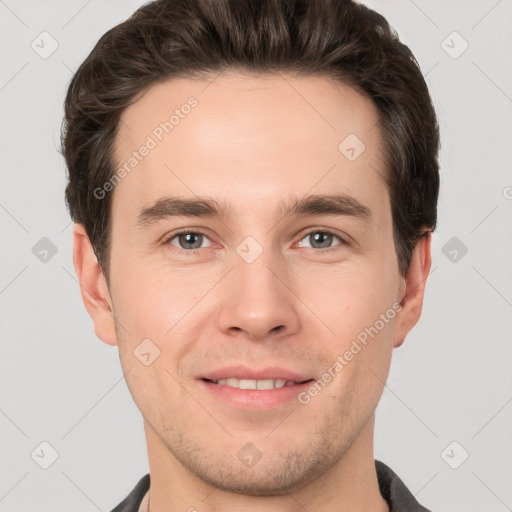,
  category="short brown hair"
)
[61,0,440,285]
